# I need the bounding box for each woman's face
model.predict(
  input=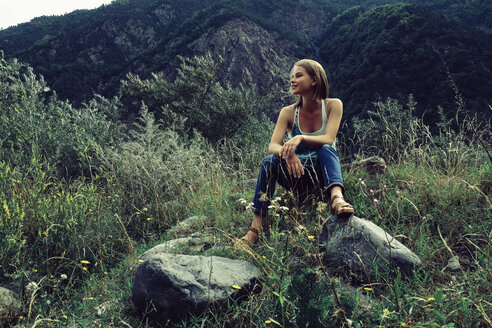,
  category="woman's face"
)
[290,65,316,95]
